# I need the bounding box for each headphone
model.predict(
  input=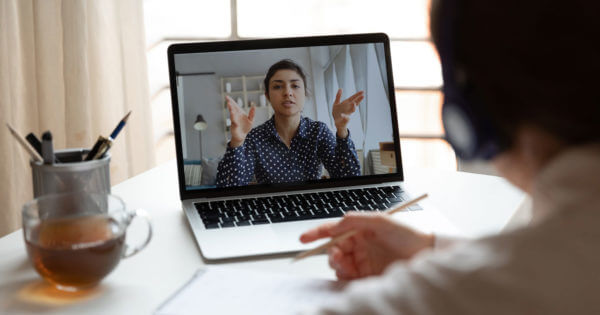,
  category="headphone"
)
[438,0,502,160]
